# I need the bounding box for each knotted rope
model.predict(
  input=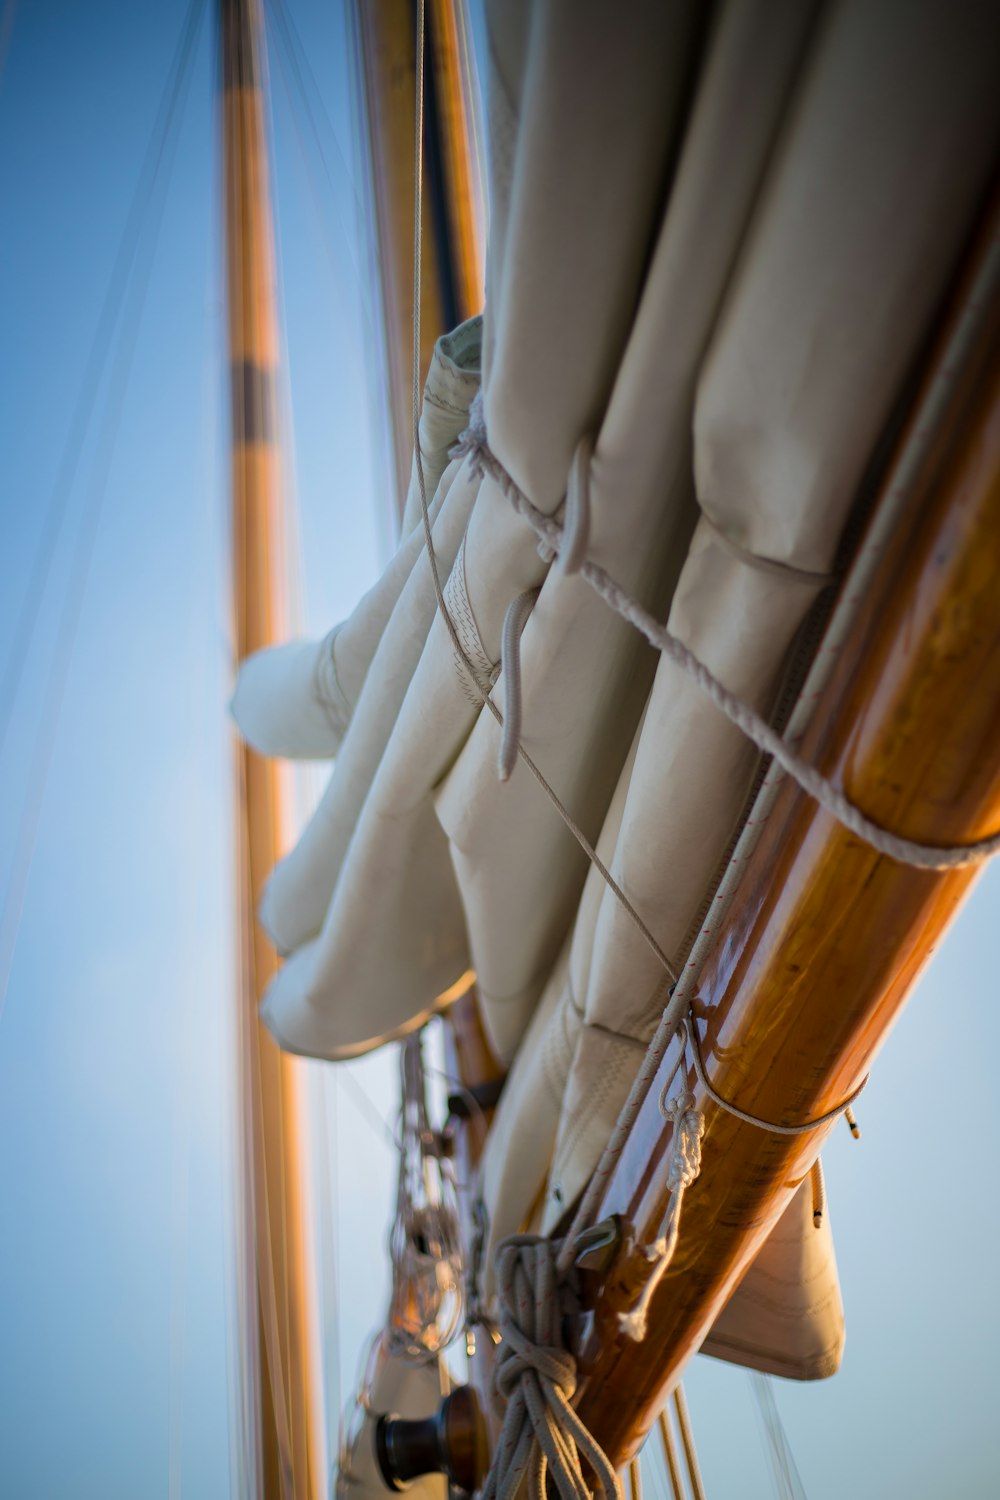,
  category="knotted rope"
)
[482,1236,622,1500]
[618,1087,705,1342]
